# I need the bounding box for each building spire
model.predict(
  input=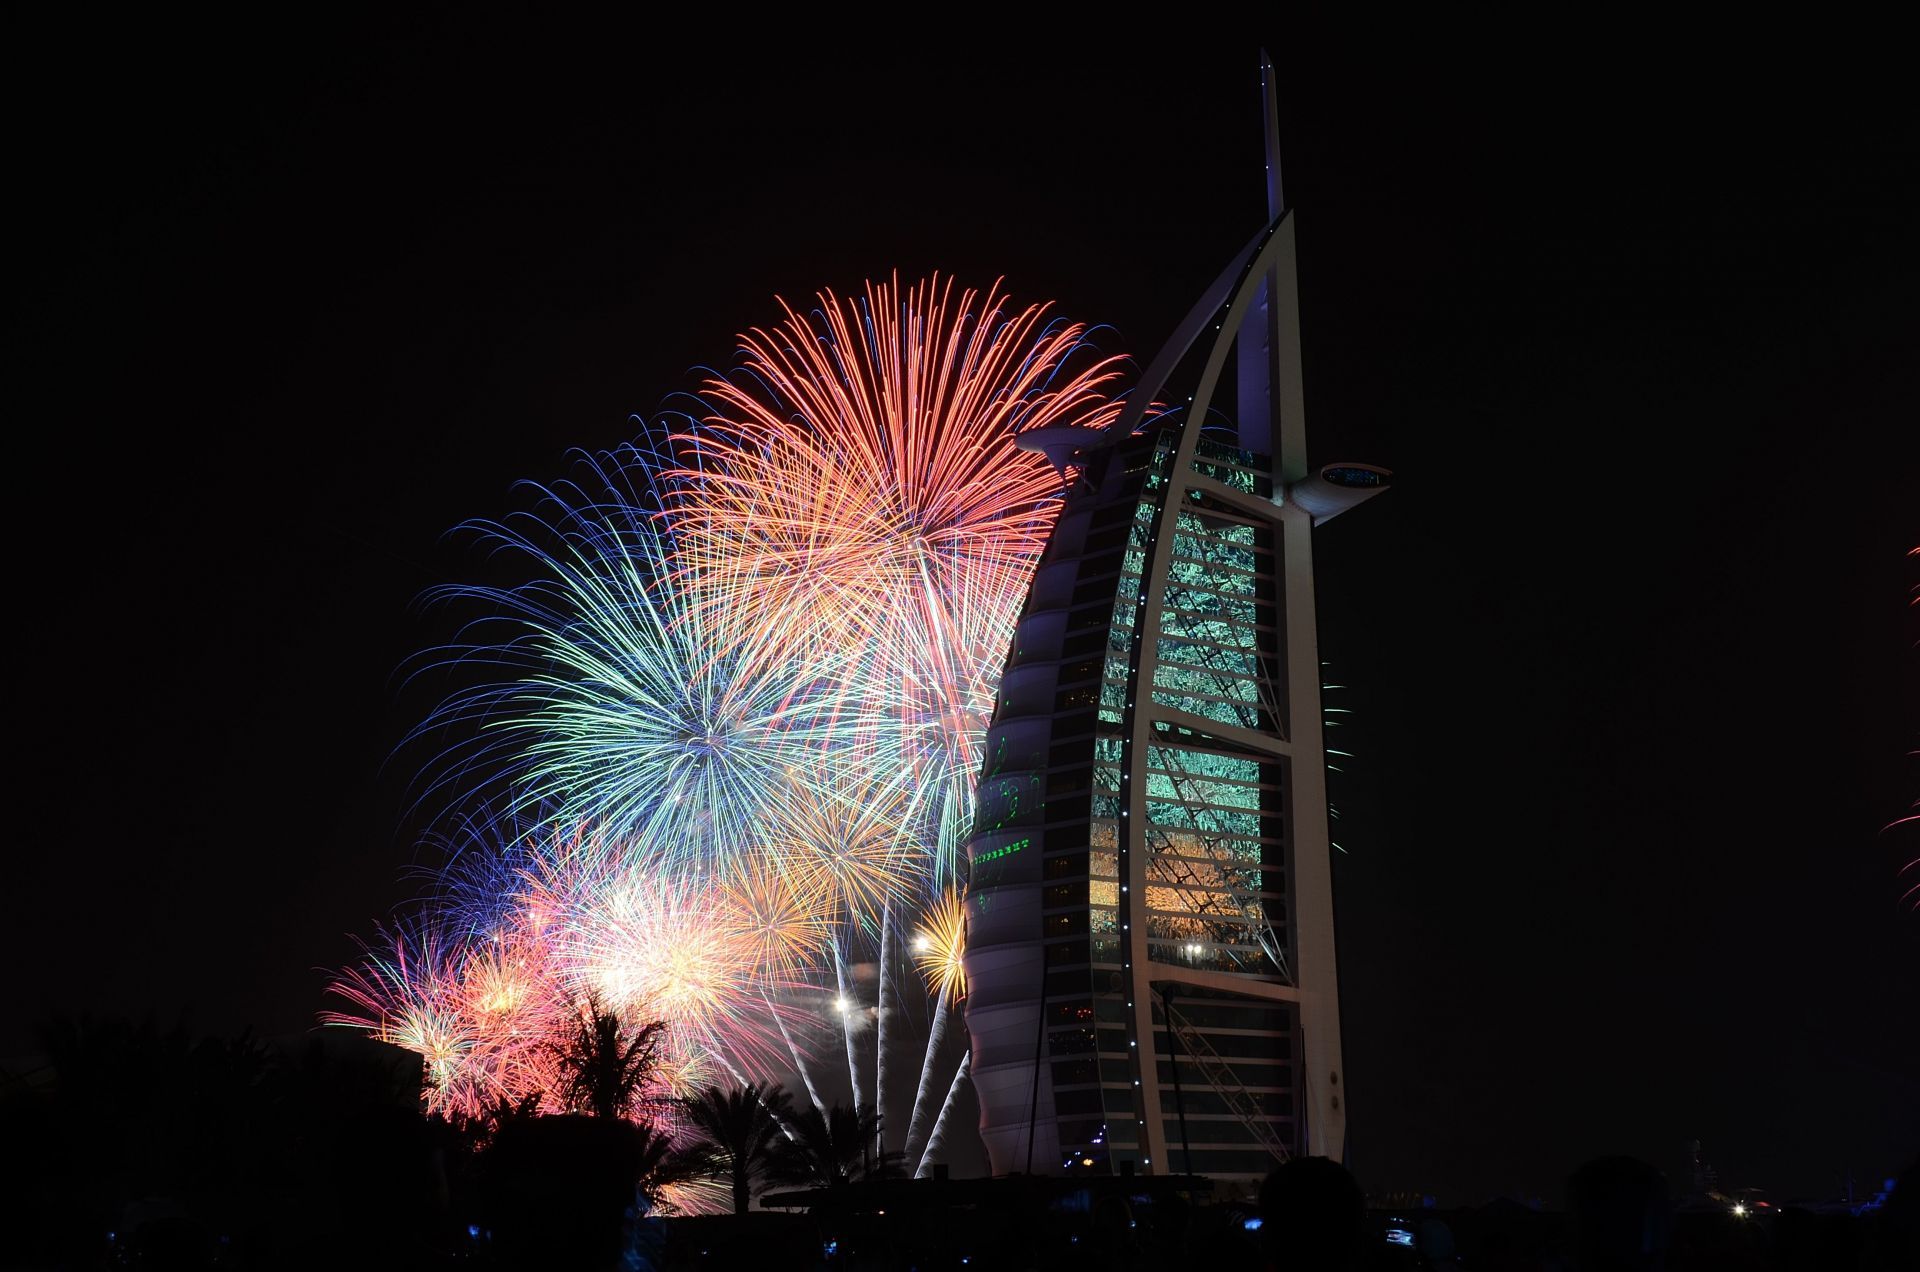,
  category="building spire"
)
[1260,49,1284,220]
[1237,52,1287,458]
